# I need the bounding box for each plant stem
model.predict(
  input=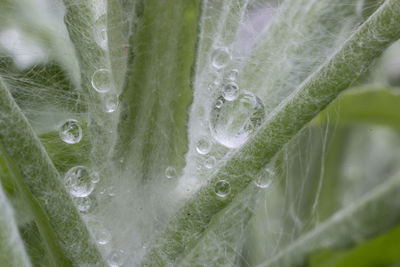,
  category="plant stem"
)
[115,0,200,181]
[0,180,32,267]
[0,79,105,266]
